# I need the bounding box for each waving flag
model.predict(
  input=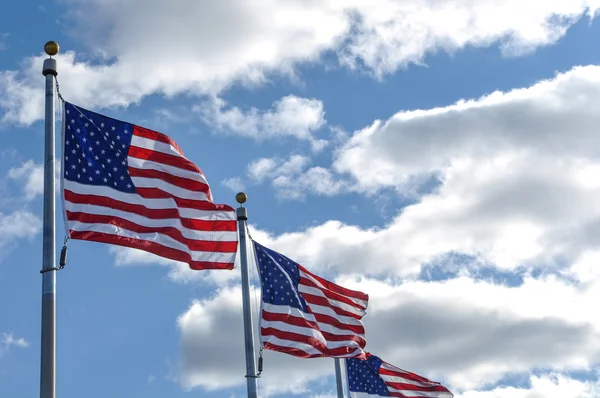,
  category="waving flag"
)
[254,241,368,359]
[61,102,238,270]
[346,353,453,397]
